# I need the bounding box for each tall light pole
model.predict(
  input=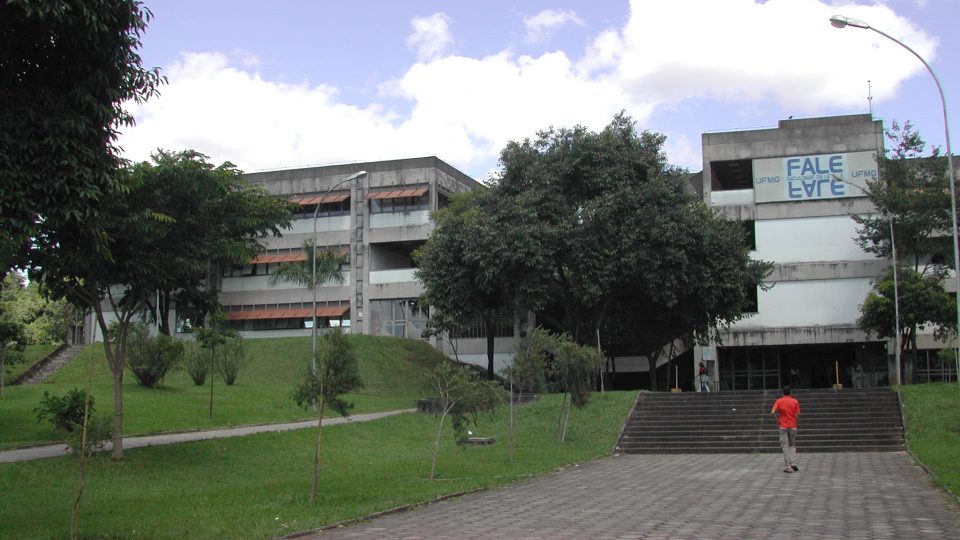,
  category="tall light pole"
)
[311,170,367,381]
[831,14,958,386]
